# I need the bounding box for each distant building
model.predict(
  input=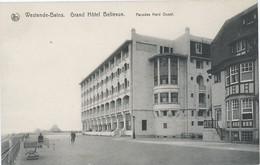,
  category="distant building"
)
[80,27,212,138]
[50,125,61,132]
[207,4,258,142]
